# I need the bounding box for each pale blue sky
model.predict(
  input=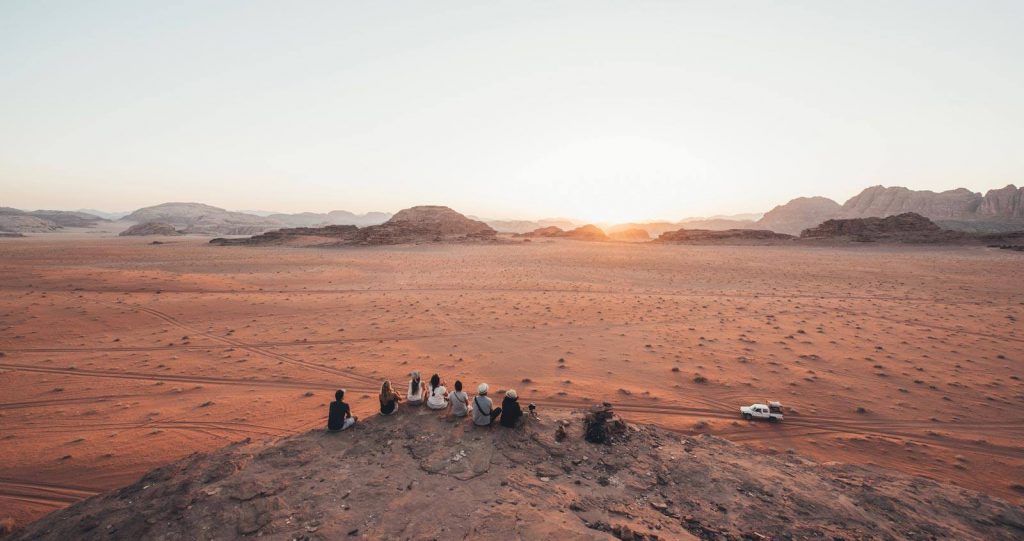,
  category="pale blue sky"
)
[2,1,1021,222]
